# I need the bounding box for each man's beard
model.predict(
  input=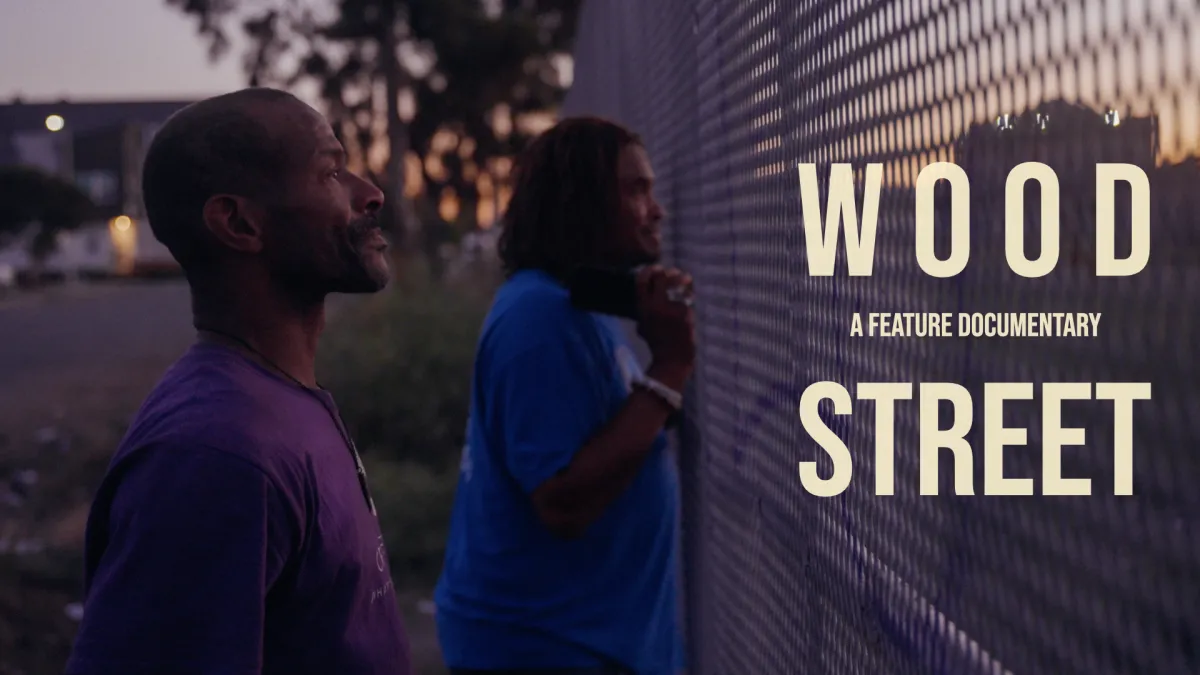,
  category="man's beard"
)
[623,243,660,268]
[266,210,390,296]
[333,214,390,293]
